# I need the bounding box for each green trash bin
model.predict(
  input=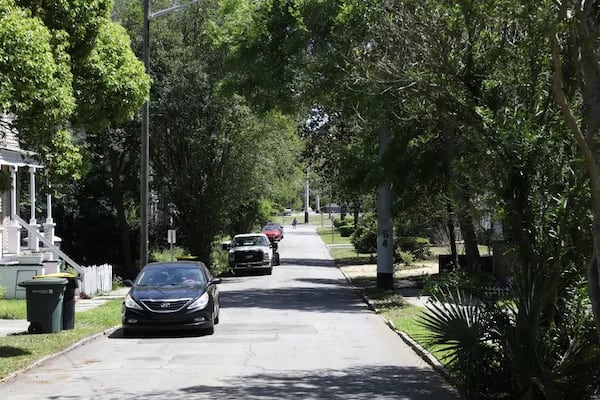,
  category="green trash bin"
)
[34,273,80,330]
[18,278,68,334]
